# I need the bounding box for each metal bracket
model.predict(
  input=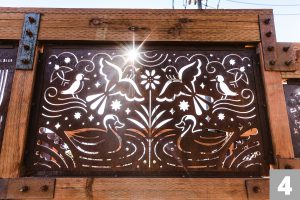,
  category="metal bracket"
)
[259,14,298,71]
[16,13,41,70]
[0,178,55,199]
